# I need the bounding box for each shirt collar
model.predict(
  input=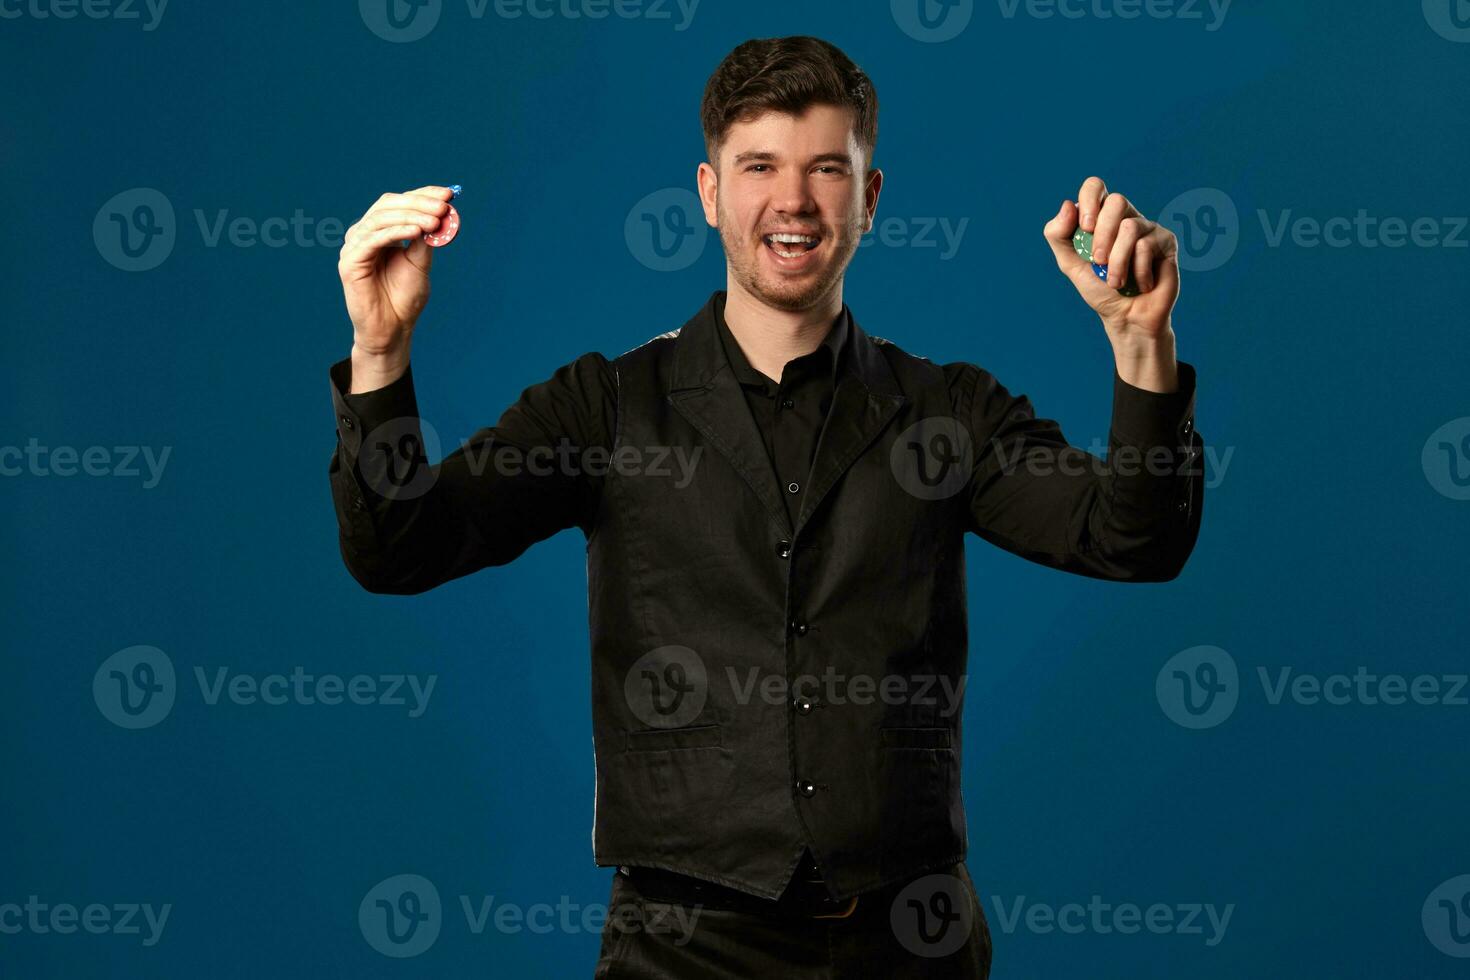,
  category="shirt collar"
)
[713,292,850,392]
